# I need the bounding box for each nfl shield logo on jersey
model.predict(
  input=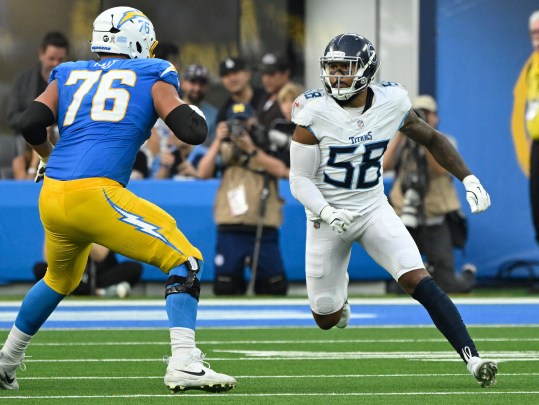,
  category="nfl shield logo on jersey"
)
[357,120,364,129]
